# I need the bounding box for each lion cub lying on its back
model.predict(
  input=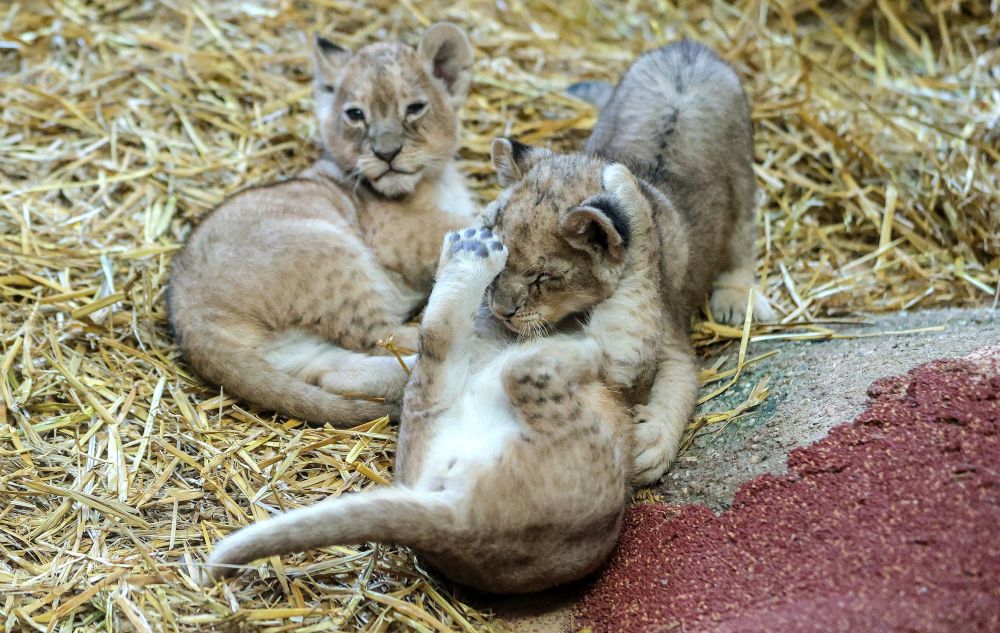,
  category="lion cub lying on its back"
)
[486,40,773,484]
[169,24,478,426]
[202,229,632,593]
